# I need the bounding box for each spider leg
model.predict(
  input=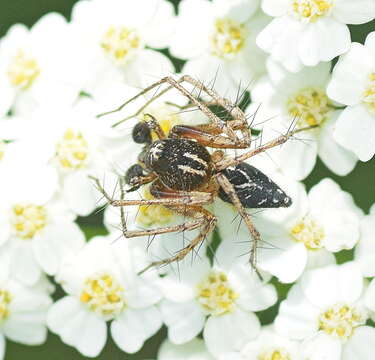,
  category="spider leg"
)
[215,125,317,171]
[98,75,249,144]
[139,206,217,274]
[118,180,207,238]
[90,176,213,207]
[215,172,263,280]
[170,124,250,149]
